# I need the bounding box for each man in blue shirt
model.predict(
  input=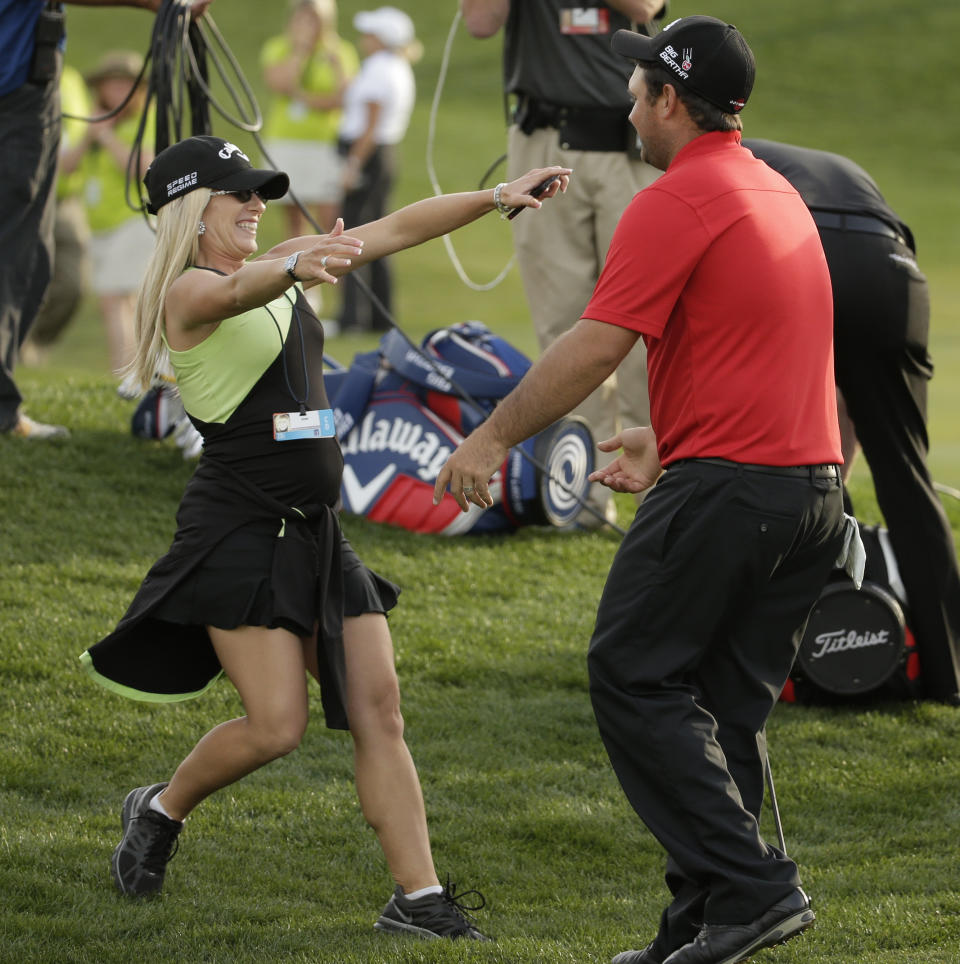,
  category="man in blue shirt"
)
[0,0,209,440]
